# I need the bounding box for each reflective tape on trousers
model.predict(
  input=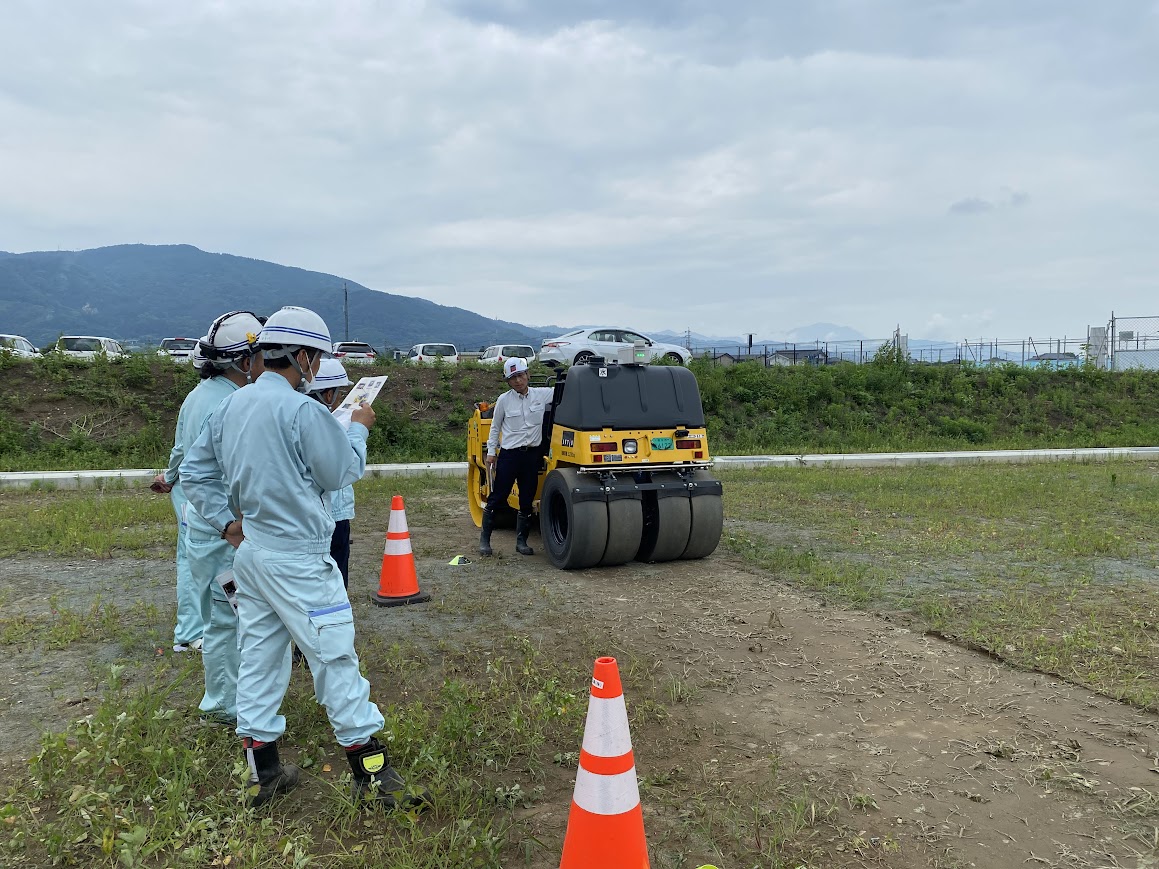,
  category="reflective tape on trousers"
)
[581,694,634,758]
[387,509,409,534]
[384,537,413,556]
[572,765,640,816]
